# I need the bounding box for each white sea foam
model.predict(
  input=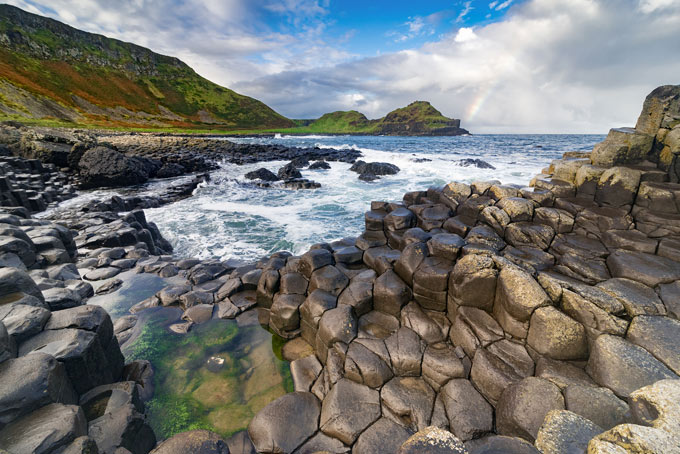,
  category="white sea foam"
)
[107,135,602,262]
